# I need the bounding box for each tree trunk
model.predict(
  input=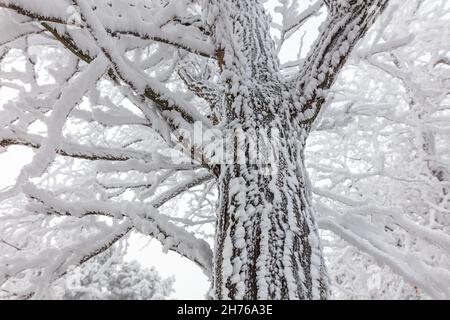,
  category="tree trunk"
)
[206,0,329,300]
[212,112,329,300]
[206,0,387,300]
